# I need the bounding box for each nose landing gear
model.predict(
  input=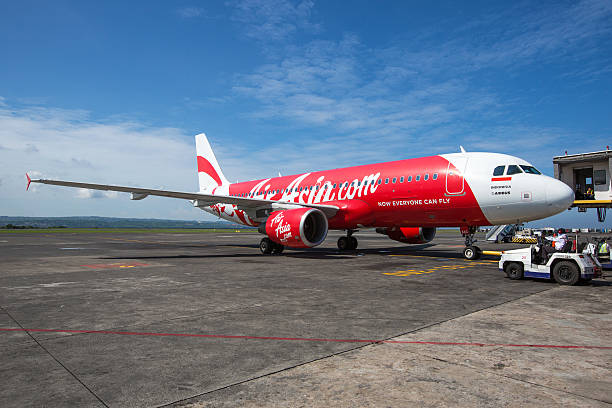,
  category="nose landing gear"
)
[461,226,481,260]
[337,230,358,250]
